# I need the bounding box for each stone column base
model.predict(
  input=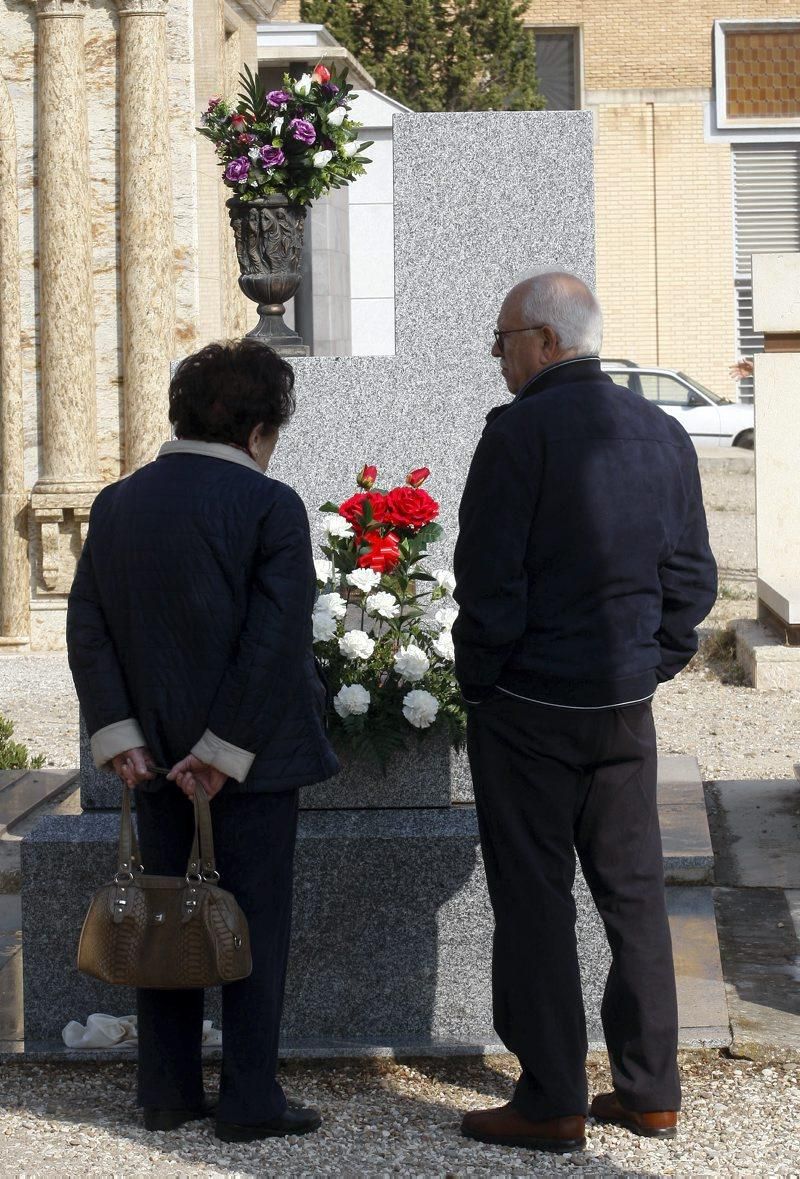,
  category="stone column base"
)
[735,618,800,689]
